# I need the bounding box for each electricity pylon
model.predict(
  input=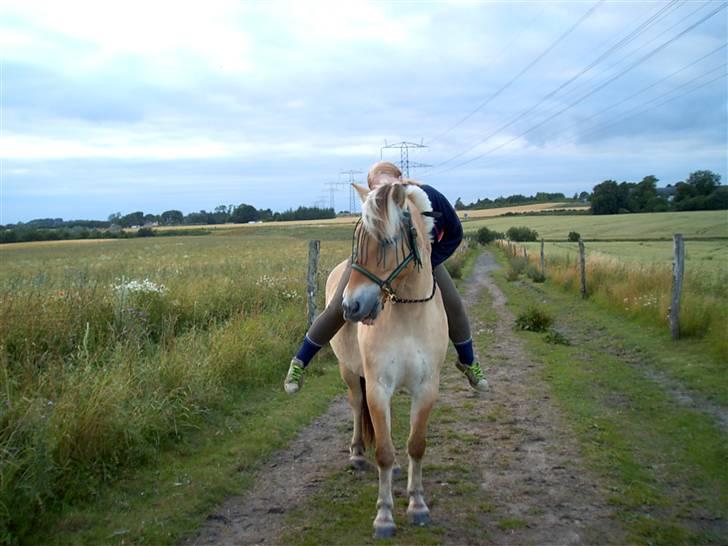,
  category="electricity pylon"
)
[340,170,364,213]
[380,140,427,177]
